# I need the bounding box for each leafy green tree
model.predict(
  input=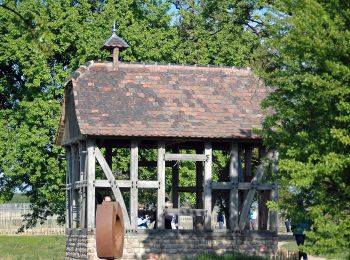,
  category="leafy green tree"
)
[258,0,350,255]
[171,0,263,66]
[0,0,177,228]
[0,0,263,228]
